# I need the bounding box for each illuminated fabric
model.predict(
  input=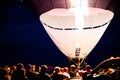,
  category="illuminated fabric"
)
[40,7,114,58]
